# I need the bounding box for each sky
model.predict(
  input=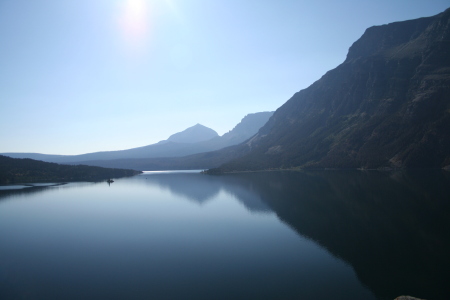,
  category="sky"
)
[0,0,449,155]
